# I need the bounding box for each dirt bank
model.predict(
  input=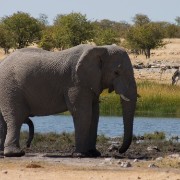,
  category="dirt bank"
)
[0,154,180,180]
